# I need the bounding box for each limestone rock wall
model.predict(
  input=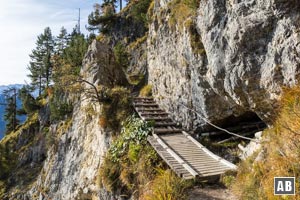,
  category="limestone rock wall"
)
[147,0,300,129]
[23,41,126,200]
